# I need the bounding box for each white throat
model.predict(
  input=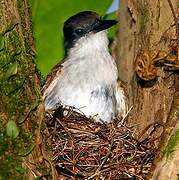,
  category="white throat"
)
[64,31,118,84]
[68,31,109,58]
